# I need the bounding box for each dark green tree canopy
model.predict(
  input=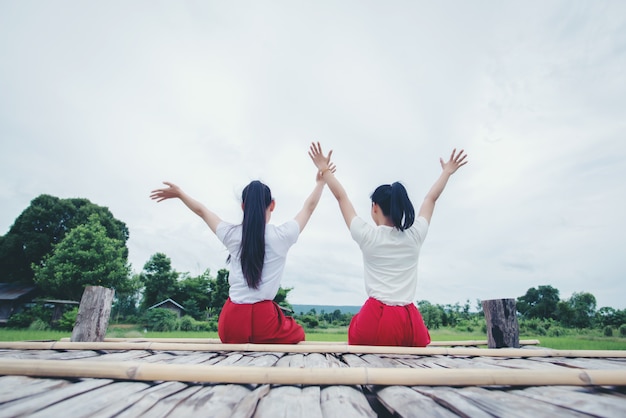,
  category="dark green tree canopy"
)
[0,194,129,284]
[139,253,180,310]
[32,214,131,301]
[516,285,560,320]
